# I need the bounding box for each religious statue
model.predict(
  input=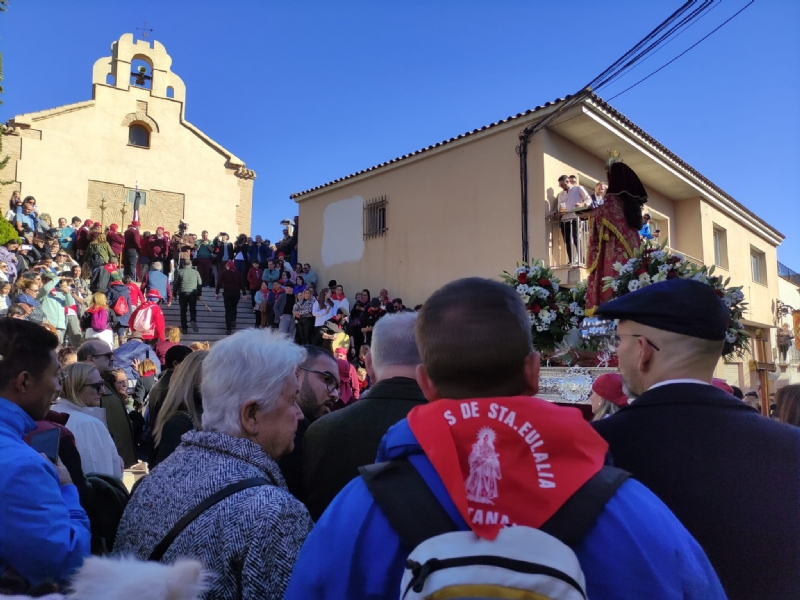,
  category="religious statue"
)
[465,427,502,505]
[585,151,648,315]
